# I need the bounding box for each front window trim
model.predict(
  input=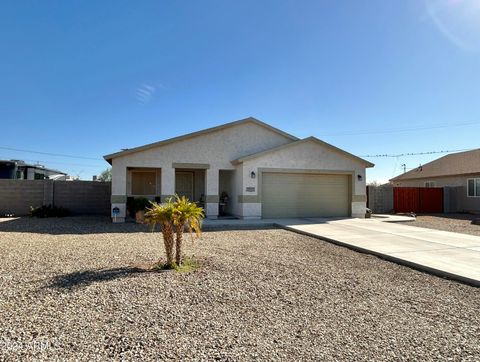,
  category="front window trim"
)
[131,170,156,196]
[467,178,480,198]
